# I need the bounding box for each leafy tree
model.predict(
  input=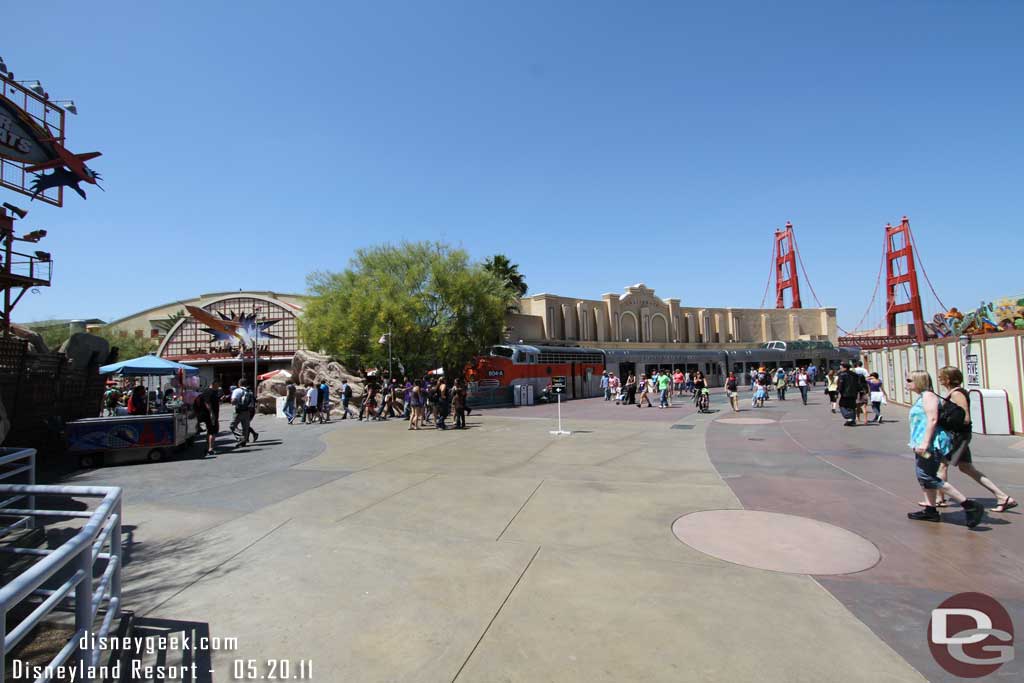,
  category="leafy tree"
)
[93,326,158,363]
[301,242,514,379]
